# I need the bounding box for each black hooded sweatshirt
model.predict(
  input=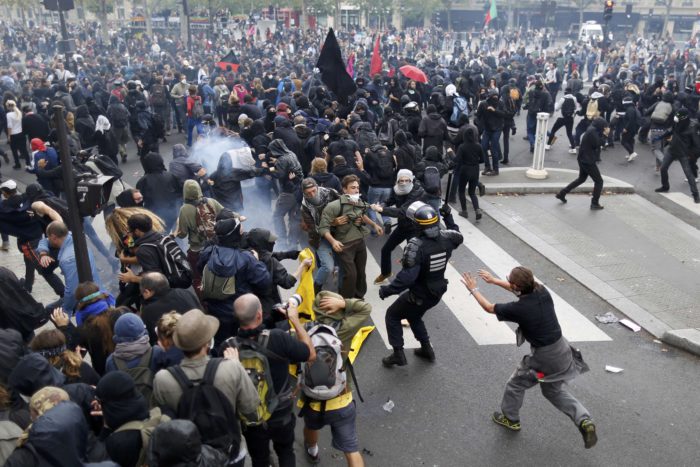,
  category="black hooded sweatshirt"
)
[135,152,181,226]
